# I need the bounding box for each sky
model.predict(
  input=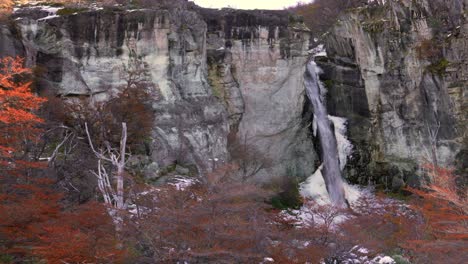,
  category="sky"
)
[192,0,303,10]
